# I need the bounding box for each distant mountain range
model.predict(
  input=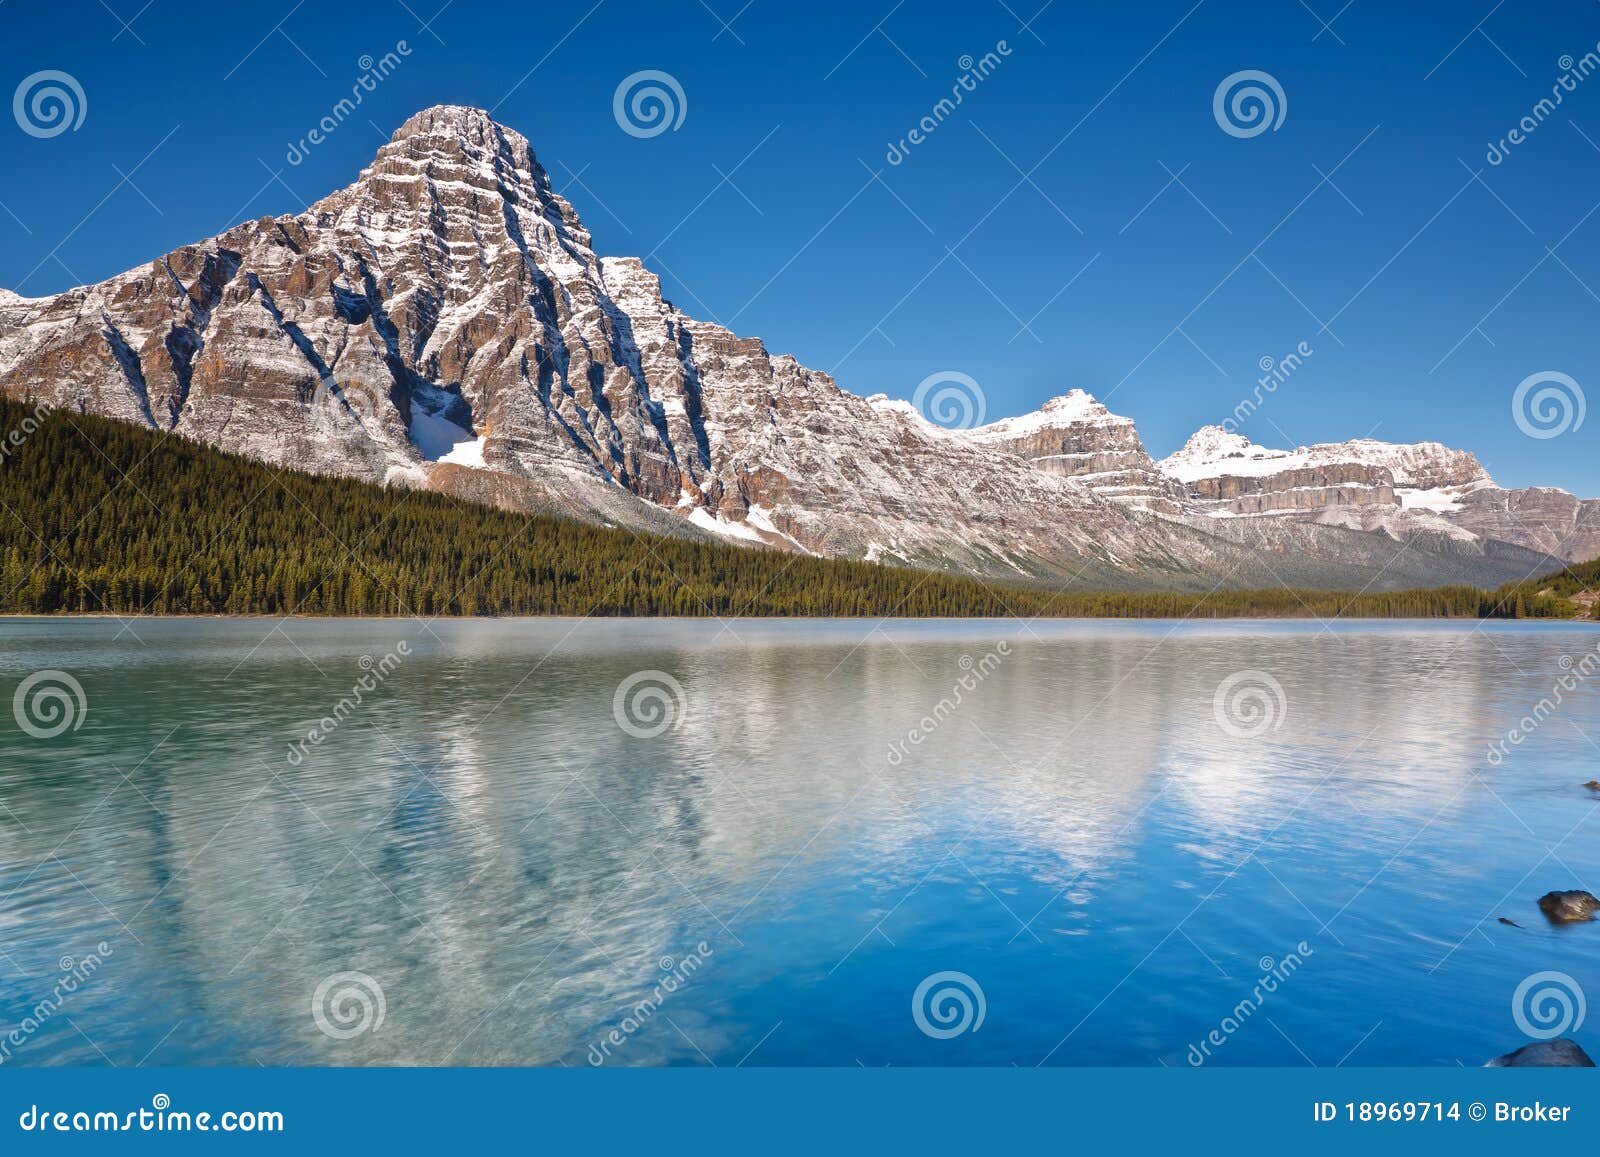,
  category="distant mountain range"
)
[2,104,1594,592]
